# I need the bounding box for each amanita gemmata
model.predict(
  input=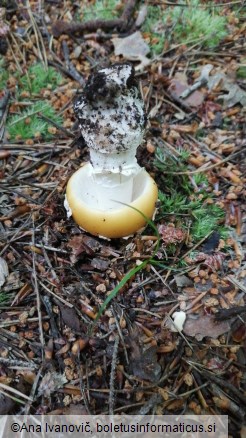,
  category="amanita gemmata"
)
[65,63,158,238]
